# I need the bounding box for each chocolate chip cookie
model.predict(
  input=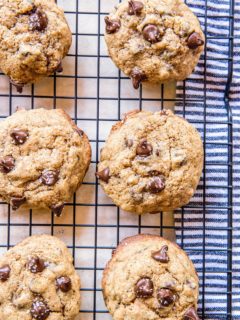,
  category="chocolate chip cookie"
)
[0,0,72,92]
[0,108,91,215]
[104,0,204,88]
[102,234,199,320]
[0,234,80,320]
[96,110,203,214]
